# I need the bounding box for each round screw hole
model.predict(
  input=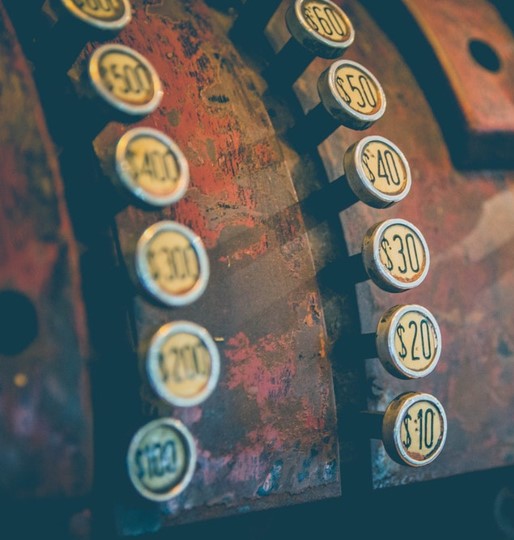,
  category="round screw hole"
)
[0,291,38,356]
[469,39,501,72]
